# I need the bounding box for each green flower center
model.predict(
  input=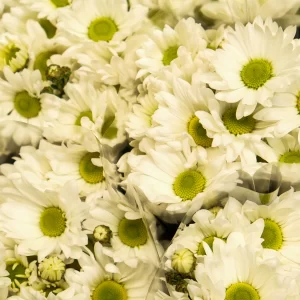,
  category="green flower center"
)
[222,107,256,135]
[187,116,213,147]
[92,281,127,300]
[240,58,273,90]
[93,225,113,247]
[39,19,57,39]
[225,282,260,300]
[75,110,93,126]
[173,170,206,201]
[39,207,66,237]
[6,262,28,290]
[118,218,148,248]
[88,17,118,42]
[197,236,226,255]
[34,51,57,80]
[14,91,41,119]
[279,151,300,164]
[50,0,70,7]
[162,46,179,66]
[101,116,118,140]
[261,219,283,250]
[79,152,104,184]
[38,257,65,282]
[5,46,20,64]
